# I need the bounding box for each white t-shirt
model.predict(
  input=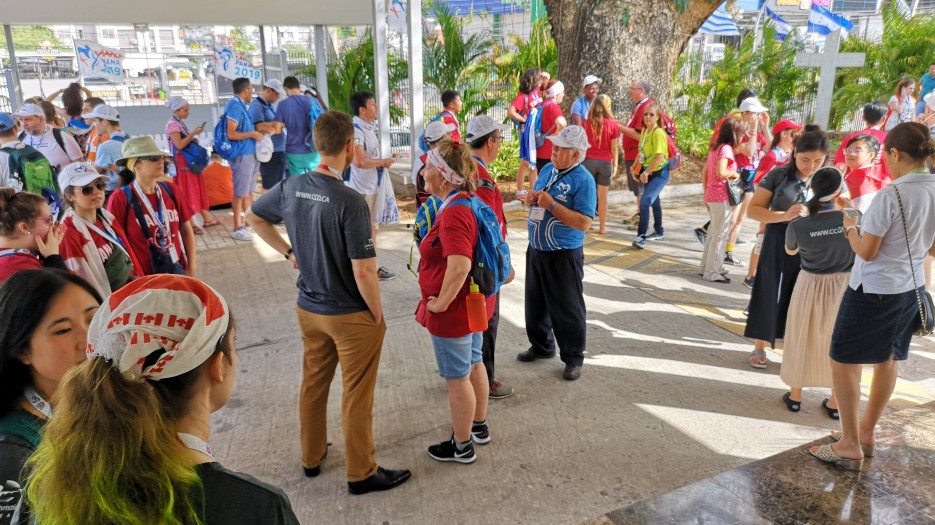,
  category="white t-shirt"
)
[886,95,916,131]
[0,138,24,188]
[22,126,83,169]
[348,116,381,196]
[850,172,935,294]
